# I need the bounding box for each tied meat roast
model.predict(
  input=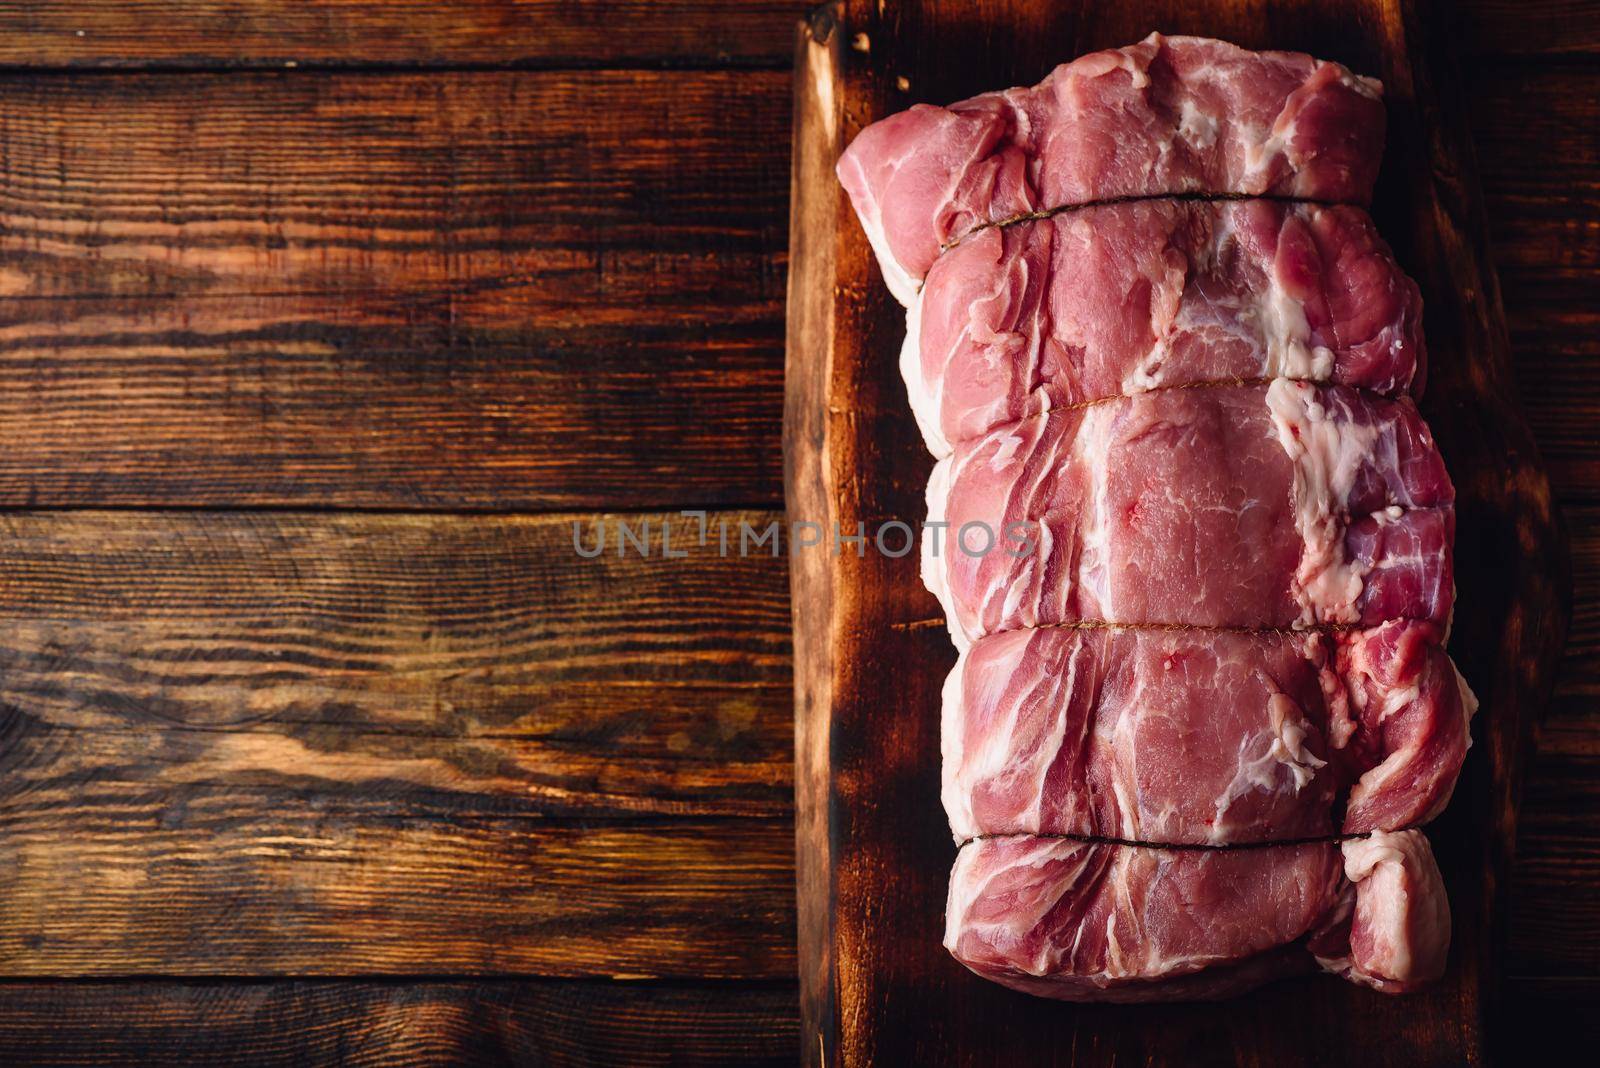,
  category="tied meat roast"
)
[836,32,1474,1000]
